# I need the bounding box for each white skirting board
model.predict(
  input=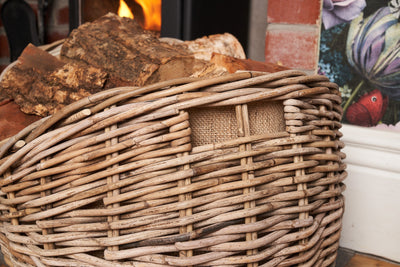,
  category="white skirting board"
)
[339,124,400,262]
